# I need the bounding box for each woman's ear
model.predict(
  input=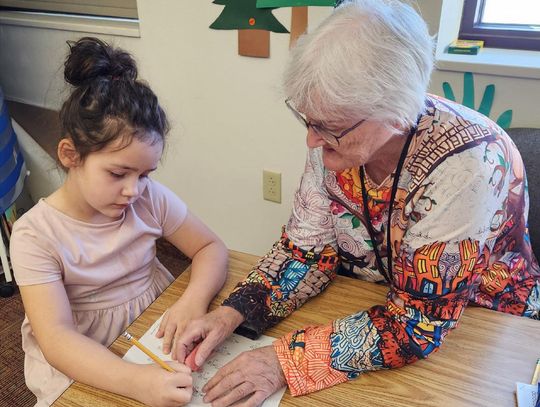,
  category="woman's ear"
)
[57,138,80,168]
[386,121,407,136]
